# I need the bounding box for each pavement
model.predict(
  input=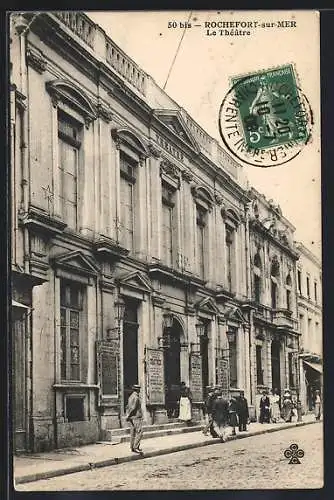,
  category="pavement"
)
[13,413,320,485]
